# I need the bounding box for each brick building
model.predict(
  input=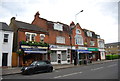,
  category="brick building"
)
[9,12,105,66]
[9,17,50,66]
[105,42,120,55]
[32,12,72,64]
[32,12,105,64]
